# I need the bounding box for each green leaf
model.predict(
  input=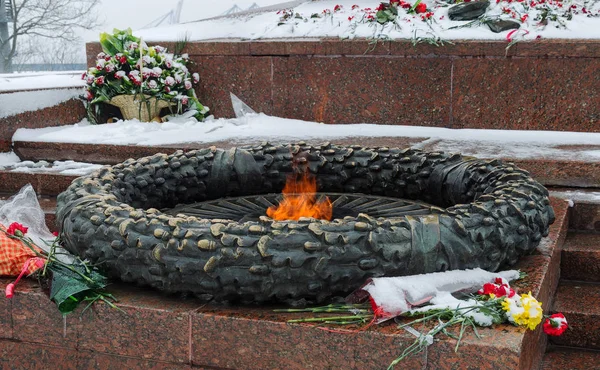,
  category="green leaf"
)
[48,263,108,314]
[99,32,122,55]
[409,0,422,13]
